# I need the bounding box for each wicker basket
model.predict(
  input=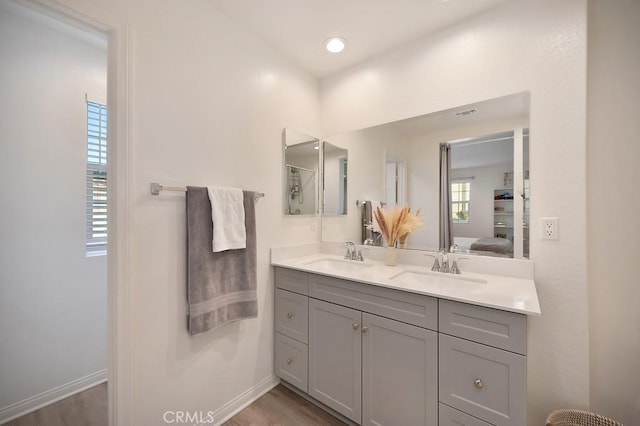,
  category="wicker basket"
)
[546,409,623,426]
